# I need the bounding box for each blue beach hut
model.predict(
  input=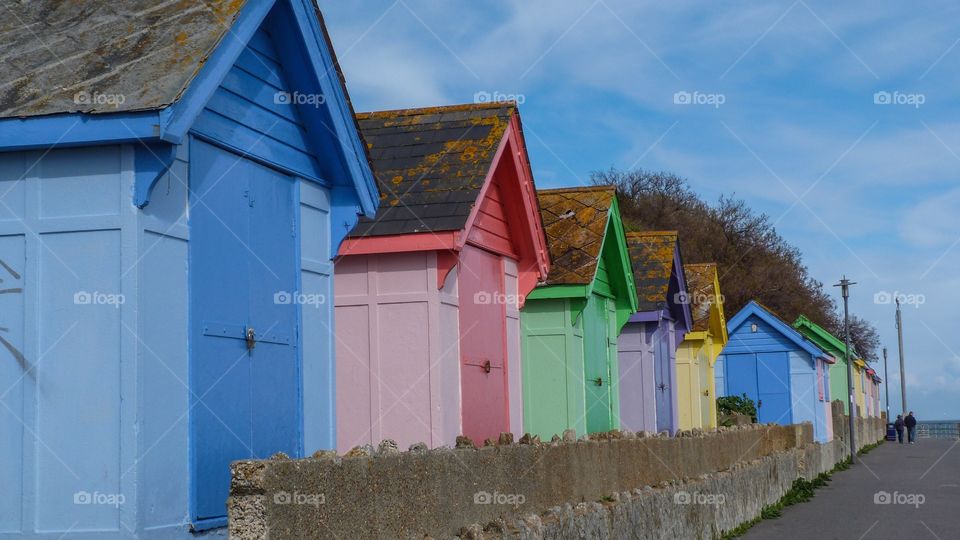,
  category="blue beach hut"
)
[715,301,834,443]
[0,0,378,536]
